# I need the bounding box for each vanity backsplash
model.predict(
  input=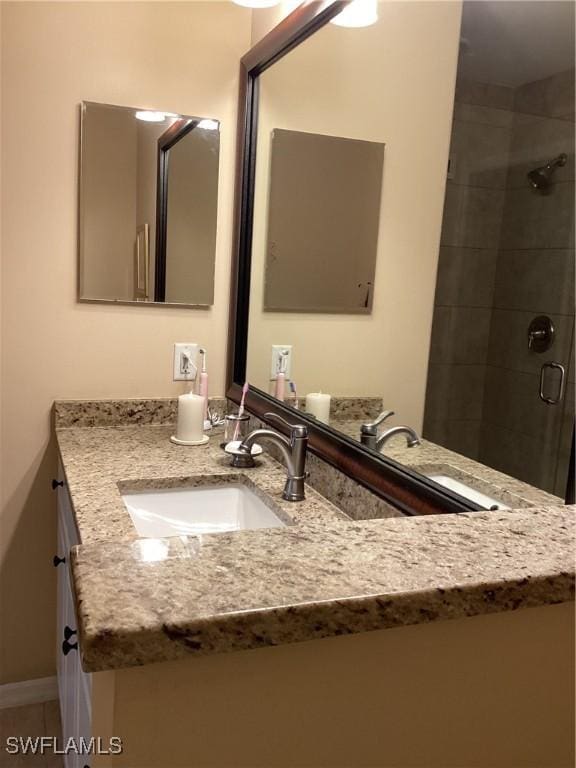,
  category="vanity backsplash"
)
[53,397,228,428]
